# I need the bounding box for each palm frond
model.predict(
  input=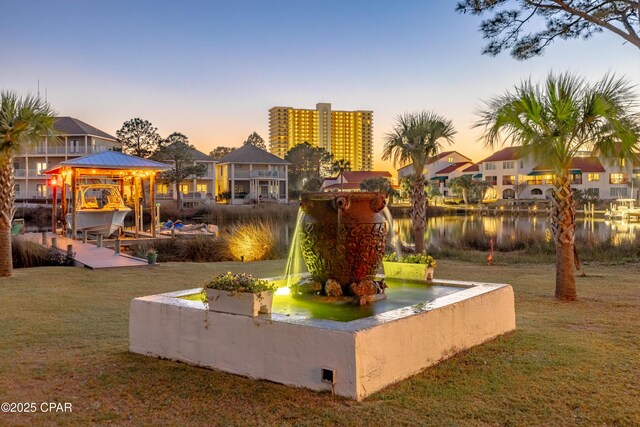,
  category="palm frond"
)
[476,72,640,176]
